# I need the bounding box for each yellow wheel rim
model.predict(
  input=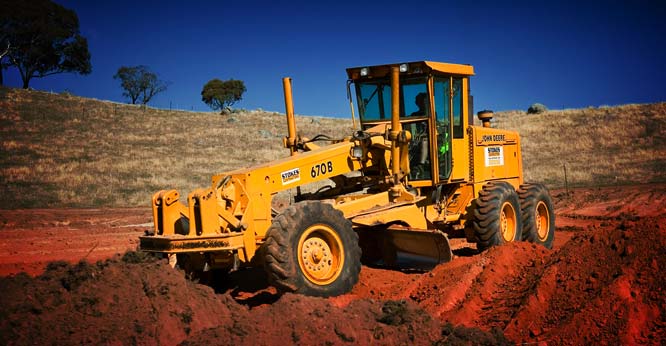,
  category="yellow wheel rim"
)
[500,201,517,242]
[535,201,550,242]
[297,224,344,286]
